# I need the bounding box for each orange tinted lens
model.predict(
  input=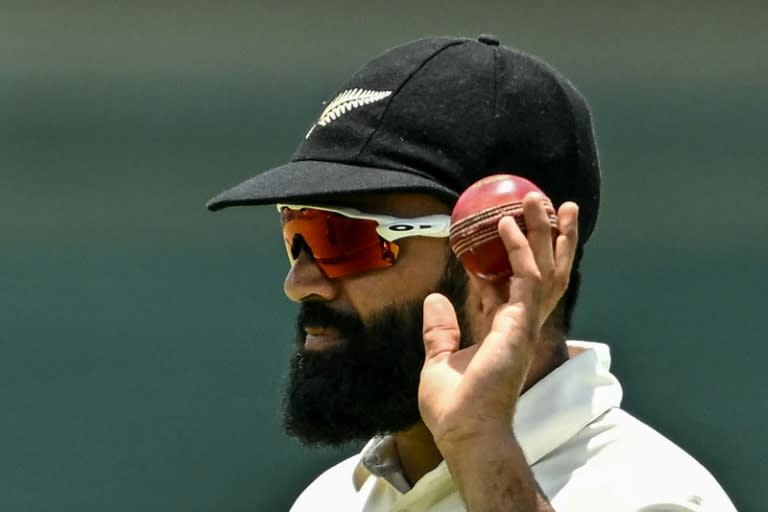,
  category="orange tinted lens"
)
[280,207,400,278]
